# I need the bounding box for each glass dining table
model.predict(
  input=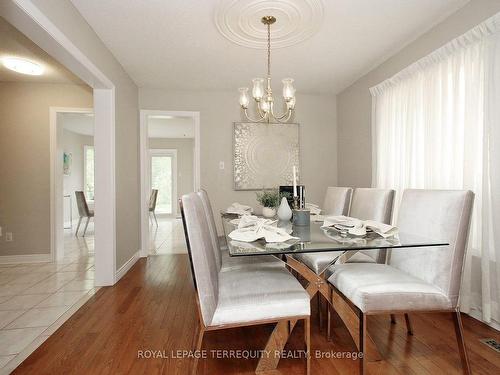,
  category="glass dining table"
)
[220,213,450,372]
[221,214,449,257]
